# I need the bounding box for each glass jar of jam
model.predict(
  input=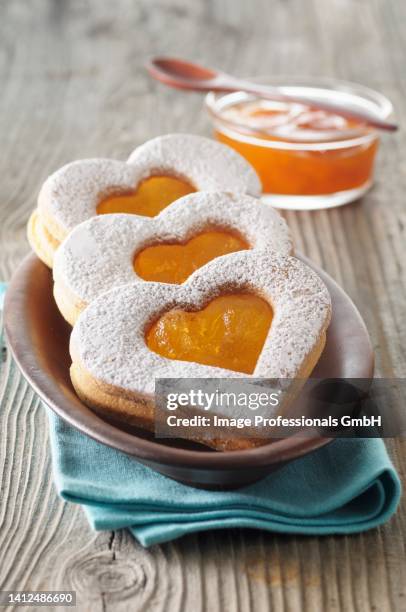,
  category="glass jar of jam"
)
[206,78,393,210]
